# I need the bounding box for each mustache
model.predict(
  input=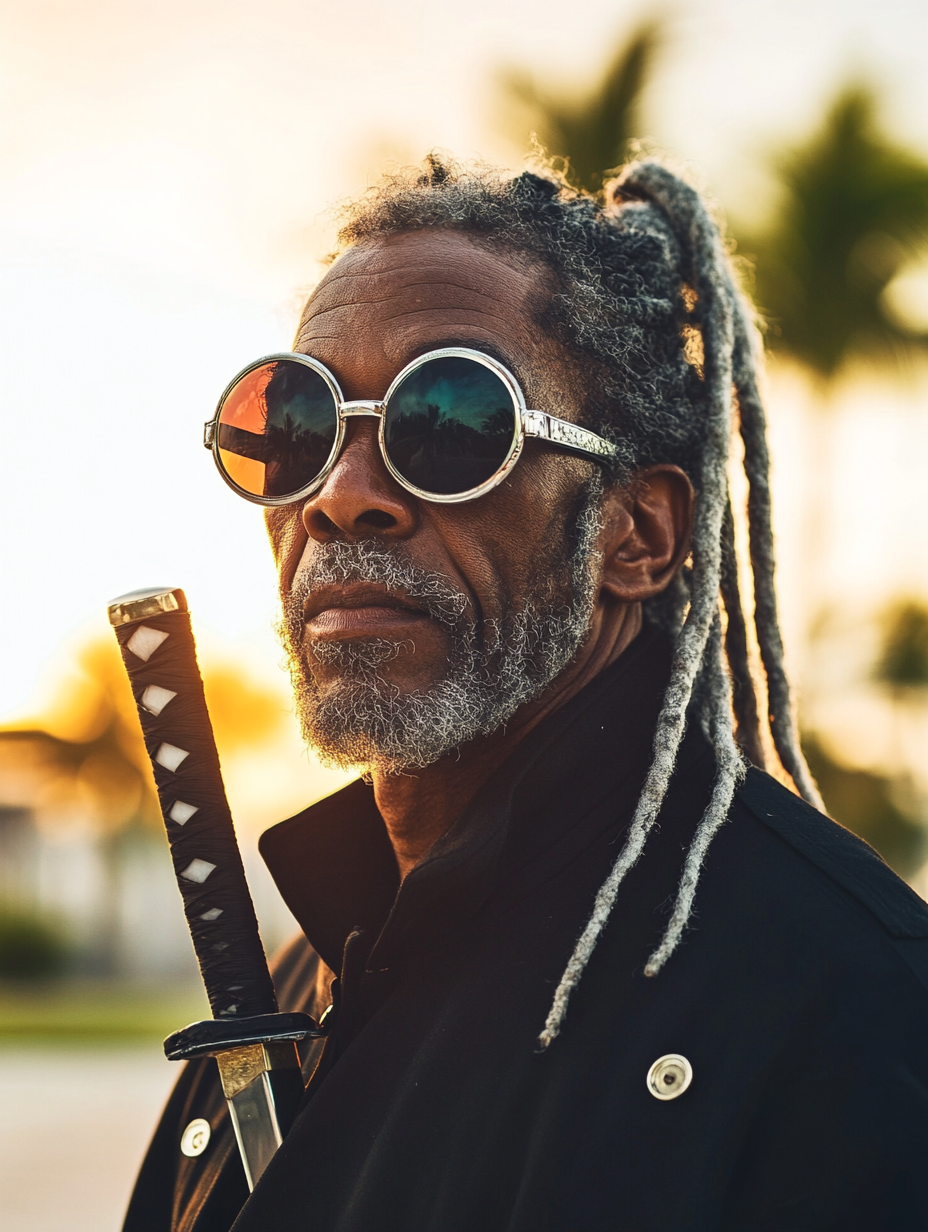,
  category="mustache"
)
[286,540,470,634]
